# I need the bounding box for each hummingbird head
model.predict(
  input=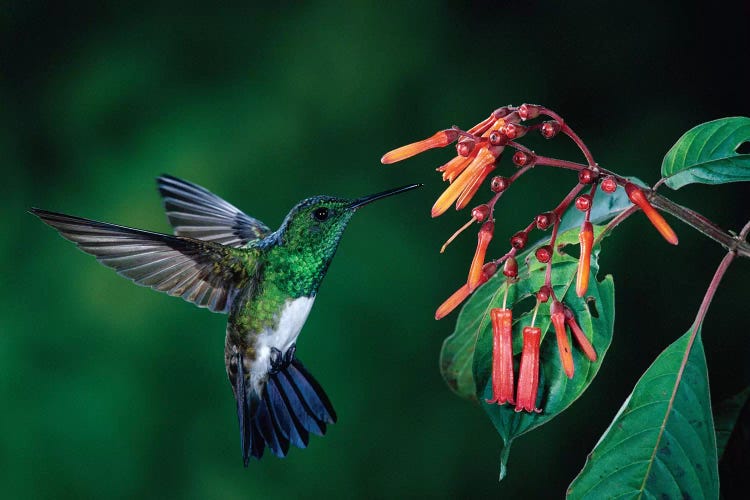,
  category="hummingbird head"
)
[269,184,421,292]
